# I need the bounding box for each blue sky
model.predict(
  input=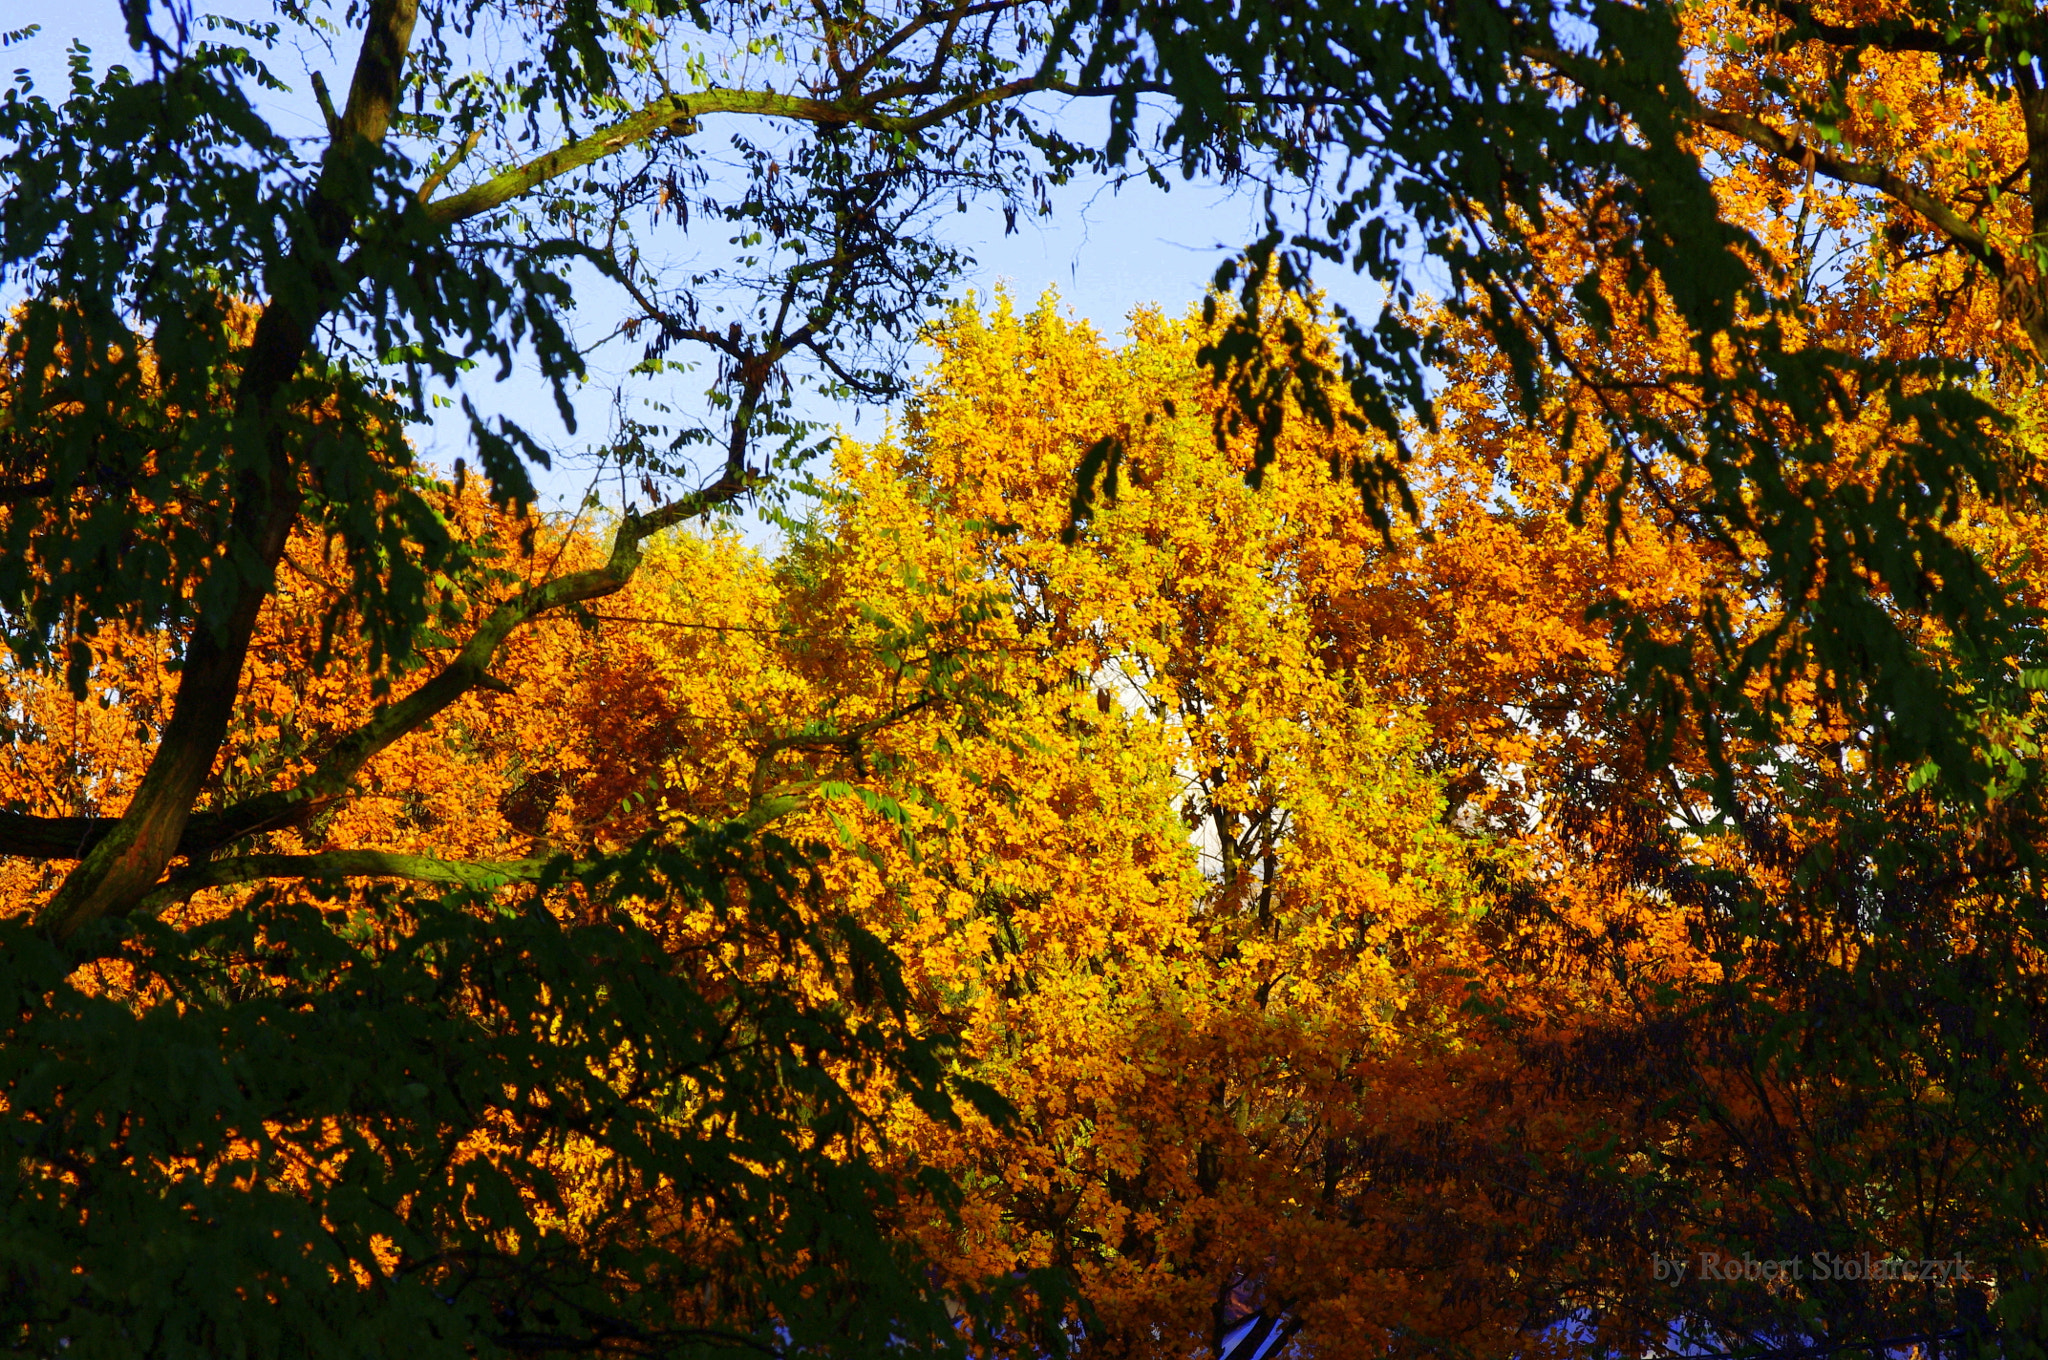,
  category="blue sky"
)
[8,2,1280,520]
